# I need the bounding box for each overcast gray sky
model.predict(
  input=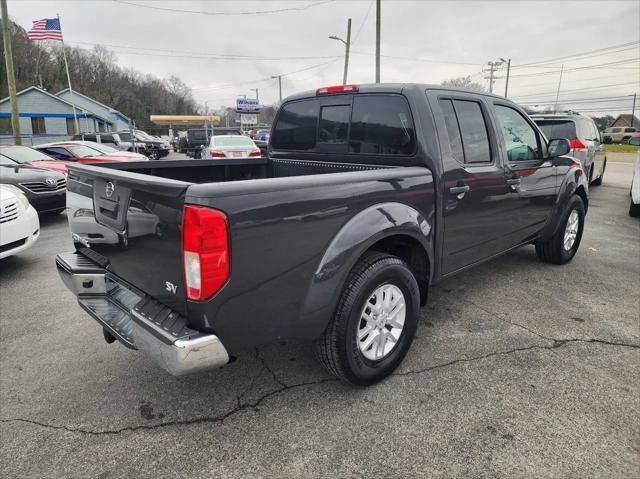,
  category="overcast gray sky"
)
[7,0,640,115]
